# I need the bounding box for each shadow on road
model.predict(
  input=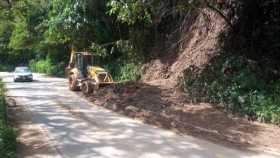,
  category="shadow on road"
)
[2,73,278,158]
